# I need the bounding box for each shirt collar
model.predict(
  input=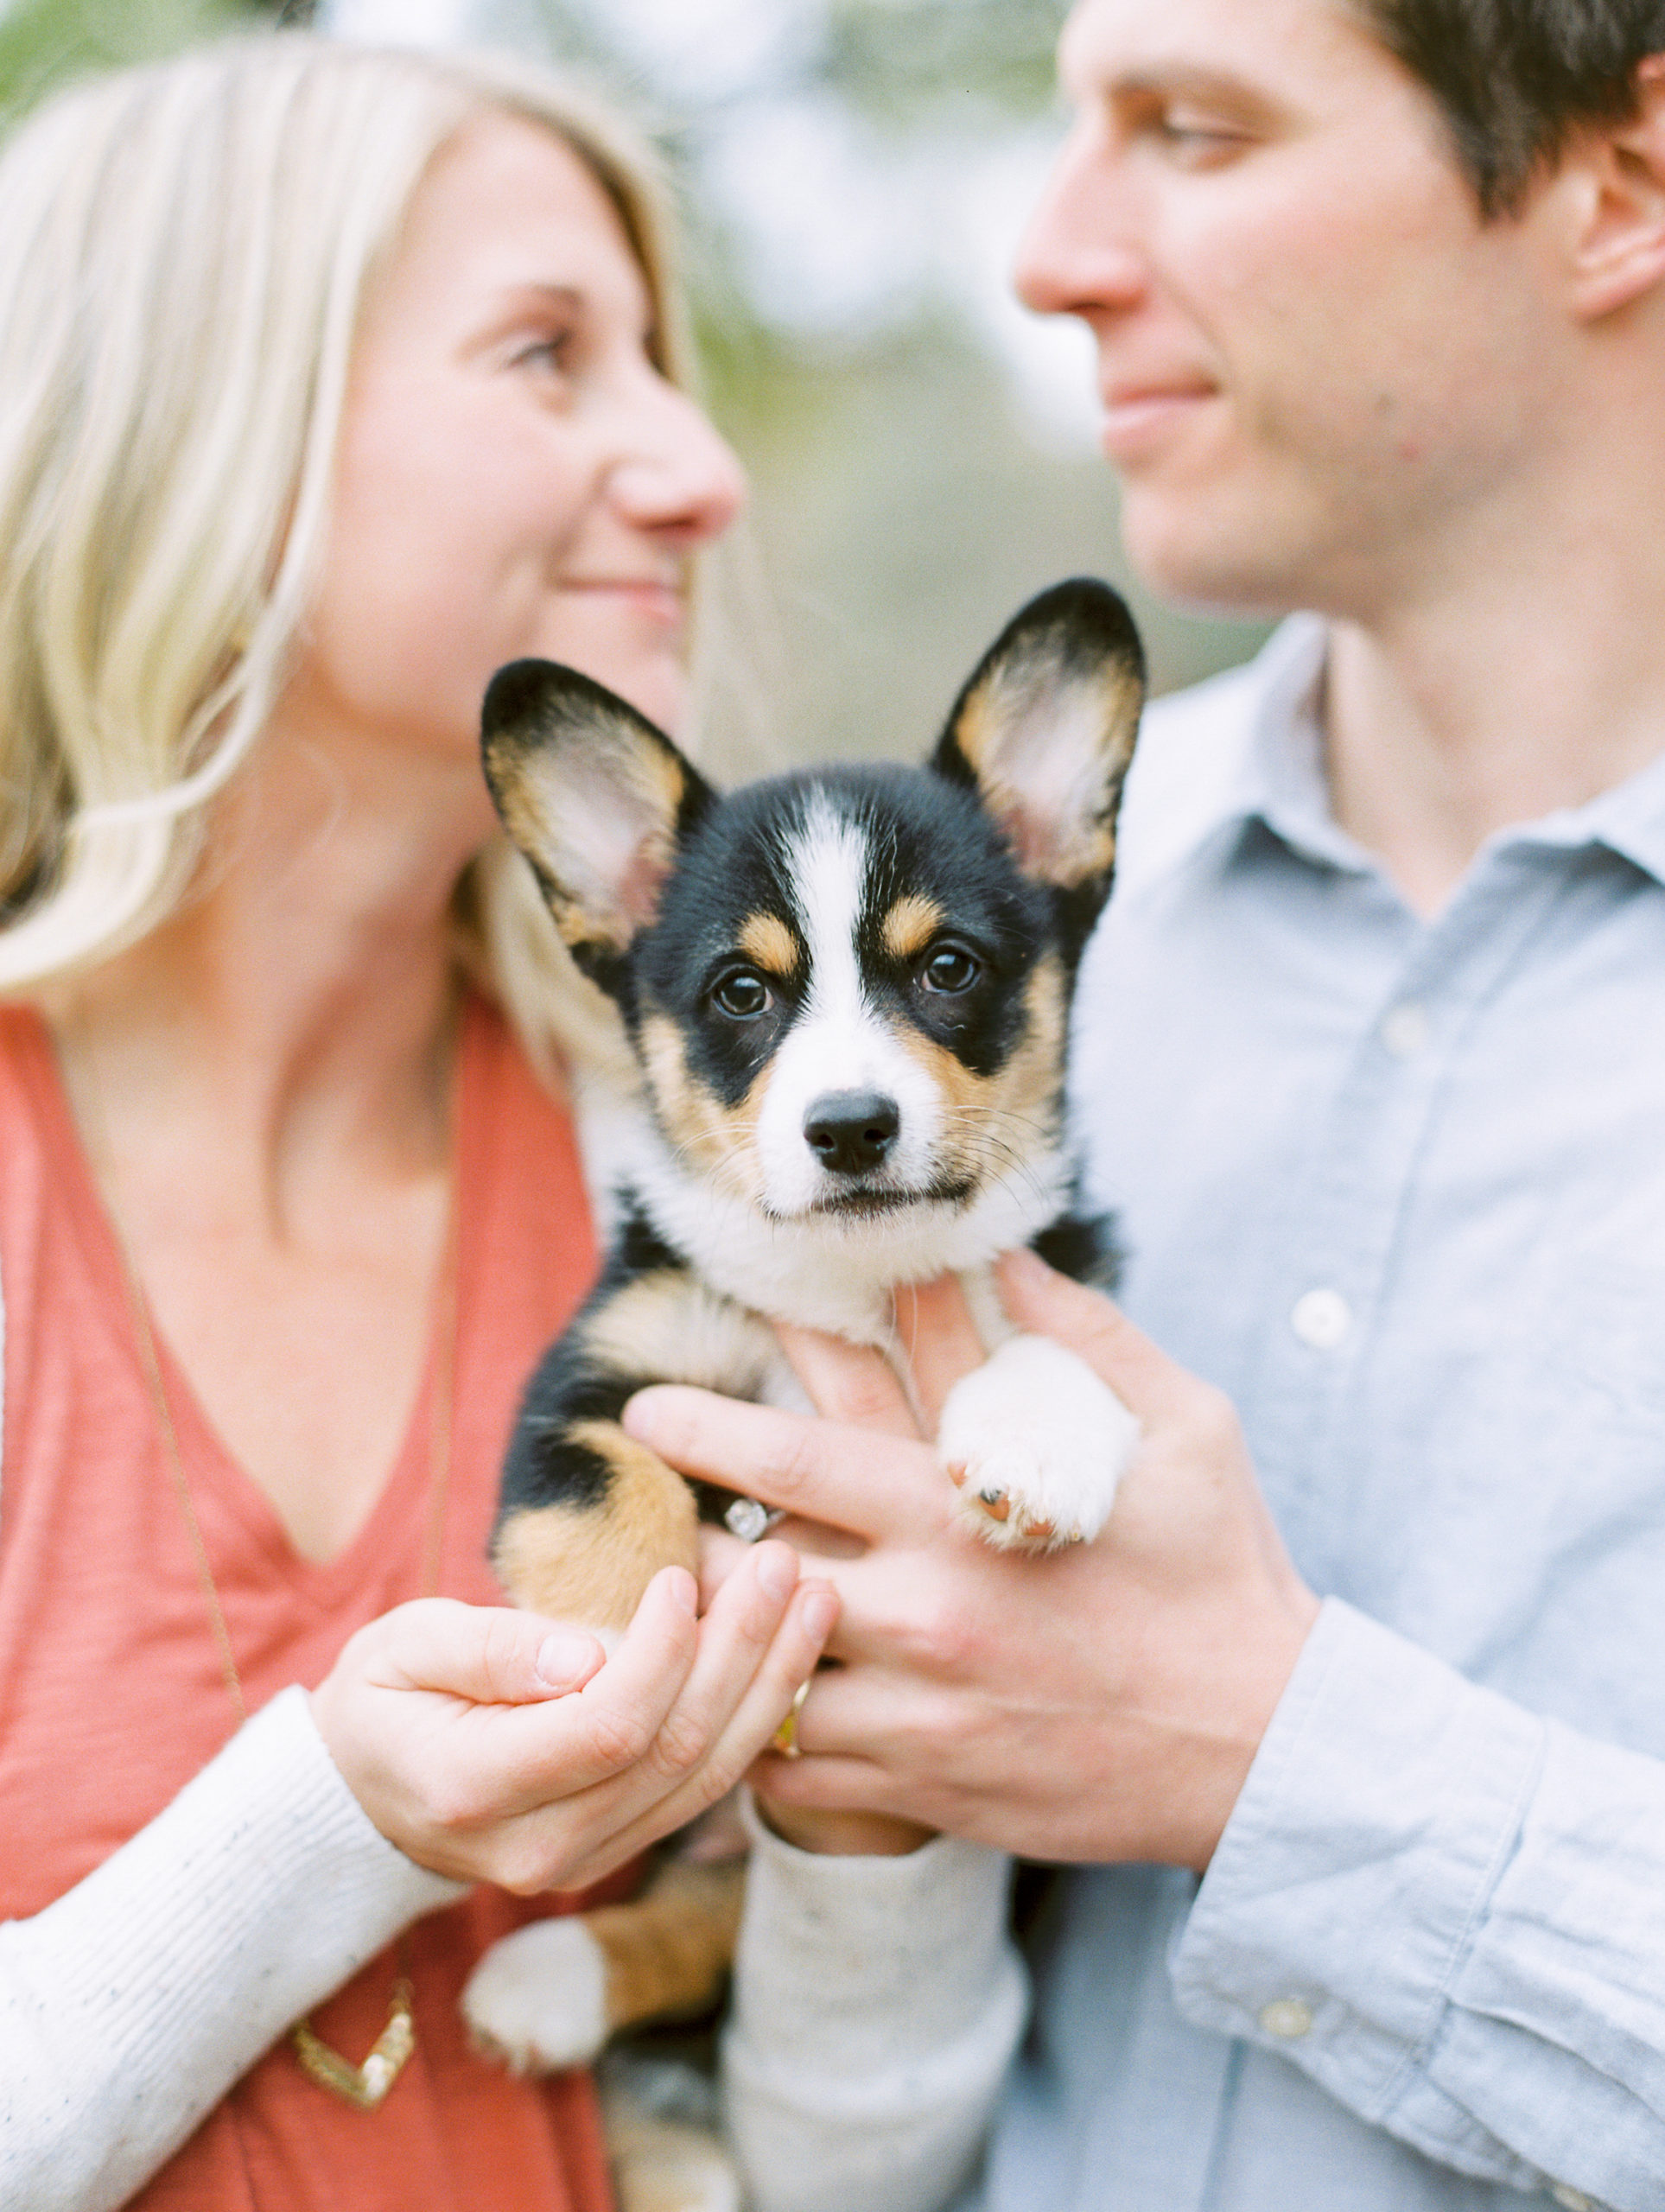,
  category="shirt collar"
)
[1501,747,1665,889]
[1154,614,1665,895]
